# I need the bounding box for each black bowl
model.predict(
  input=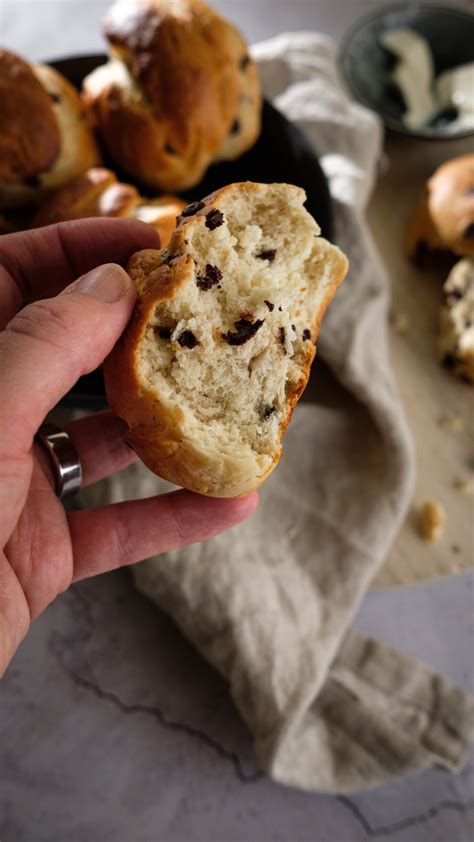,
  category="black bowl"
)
[50,54,333,409]
[340,3,474,140]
